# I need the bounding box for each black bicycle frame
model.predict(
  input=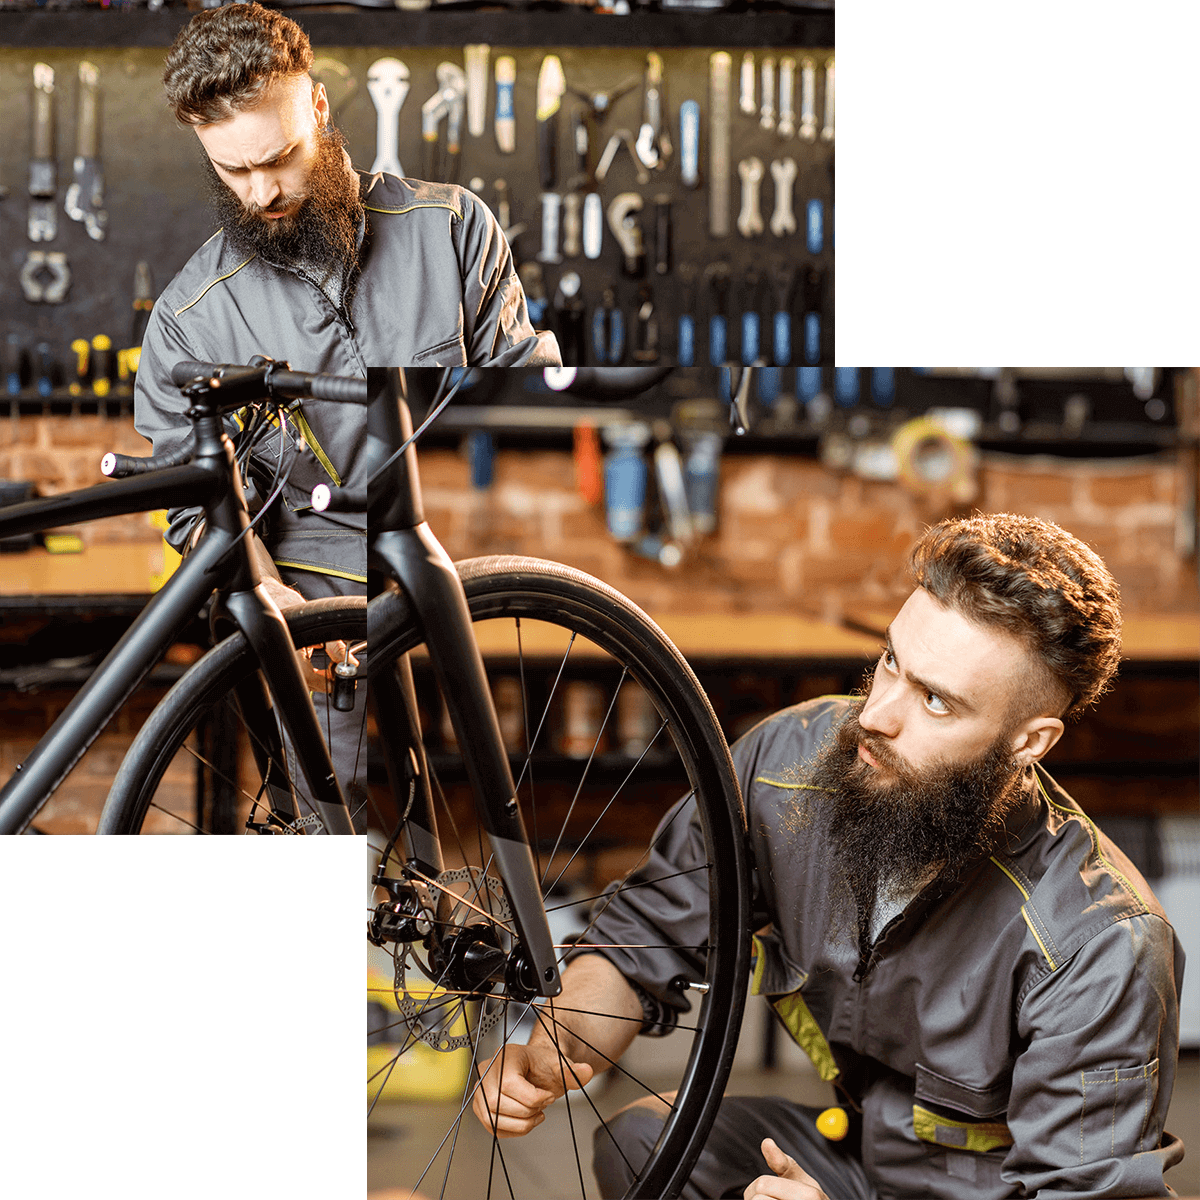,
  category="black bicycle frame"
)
[366,370,561,999]
[0,406,354,835]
